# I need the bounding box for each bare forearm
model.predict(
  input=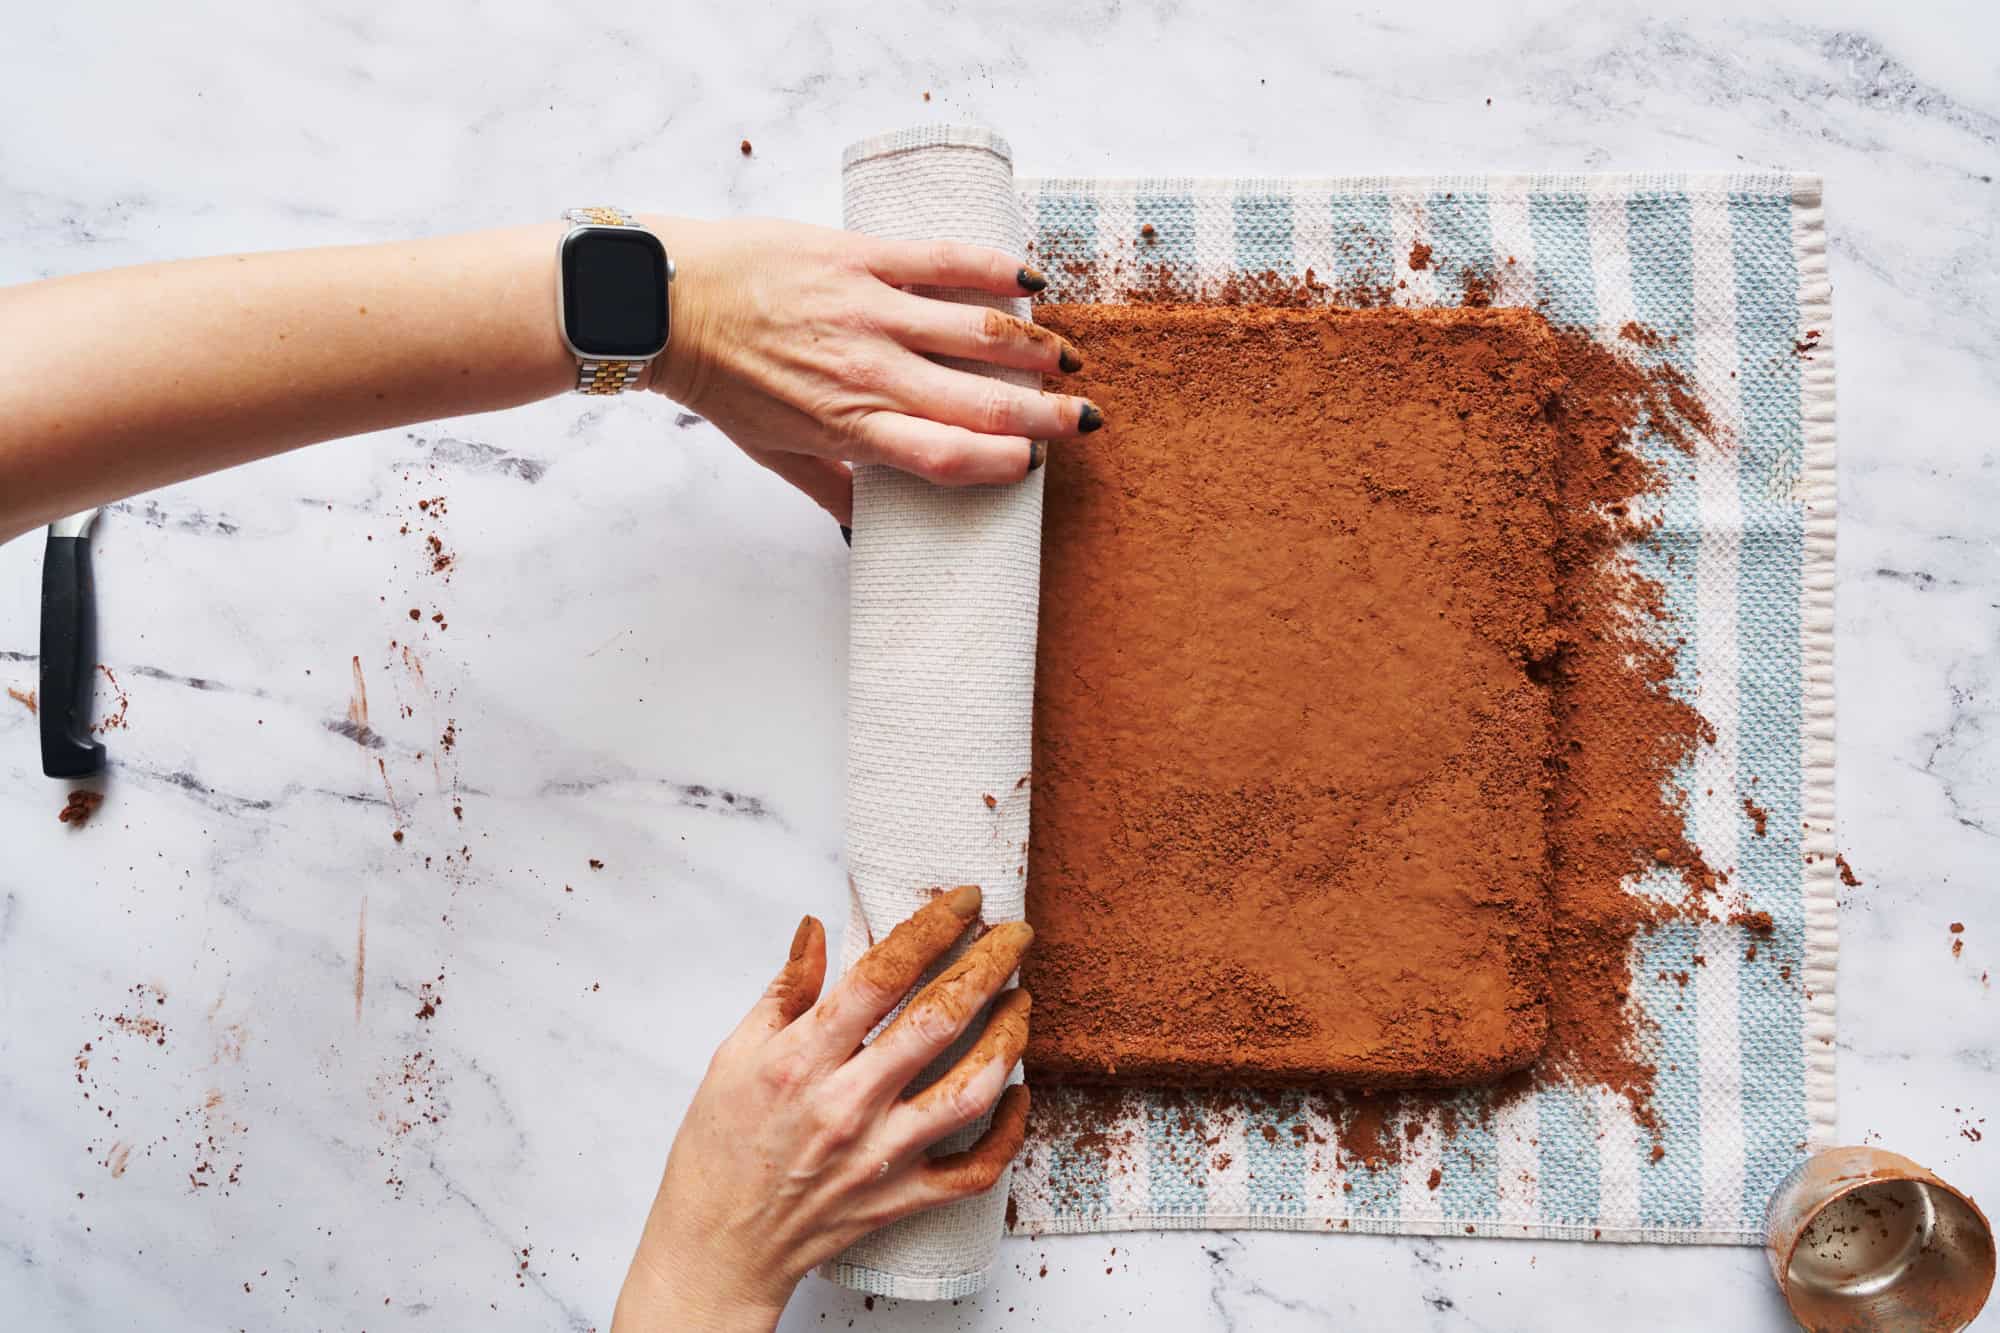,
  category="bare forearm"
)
[0,224,574,542]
